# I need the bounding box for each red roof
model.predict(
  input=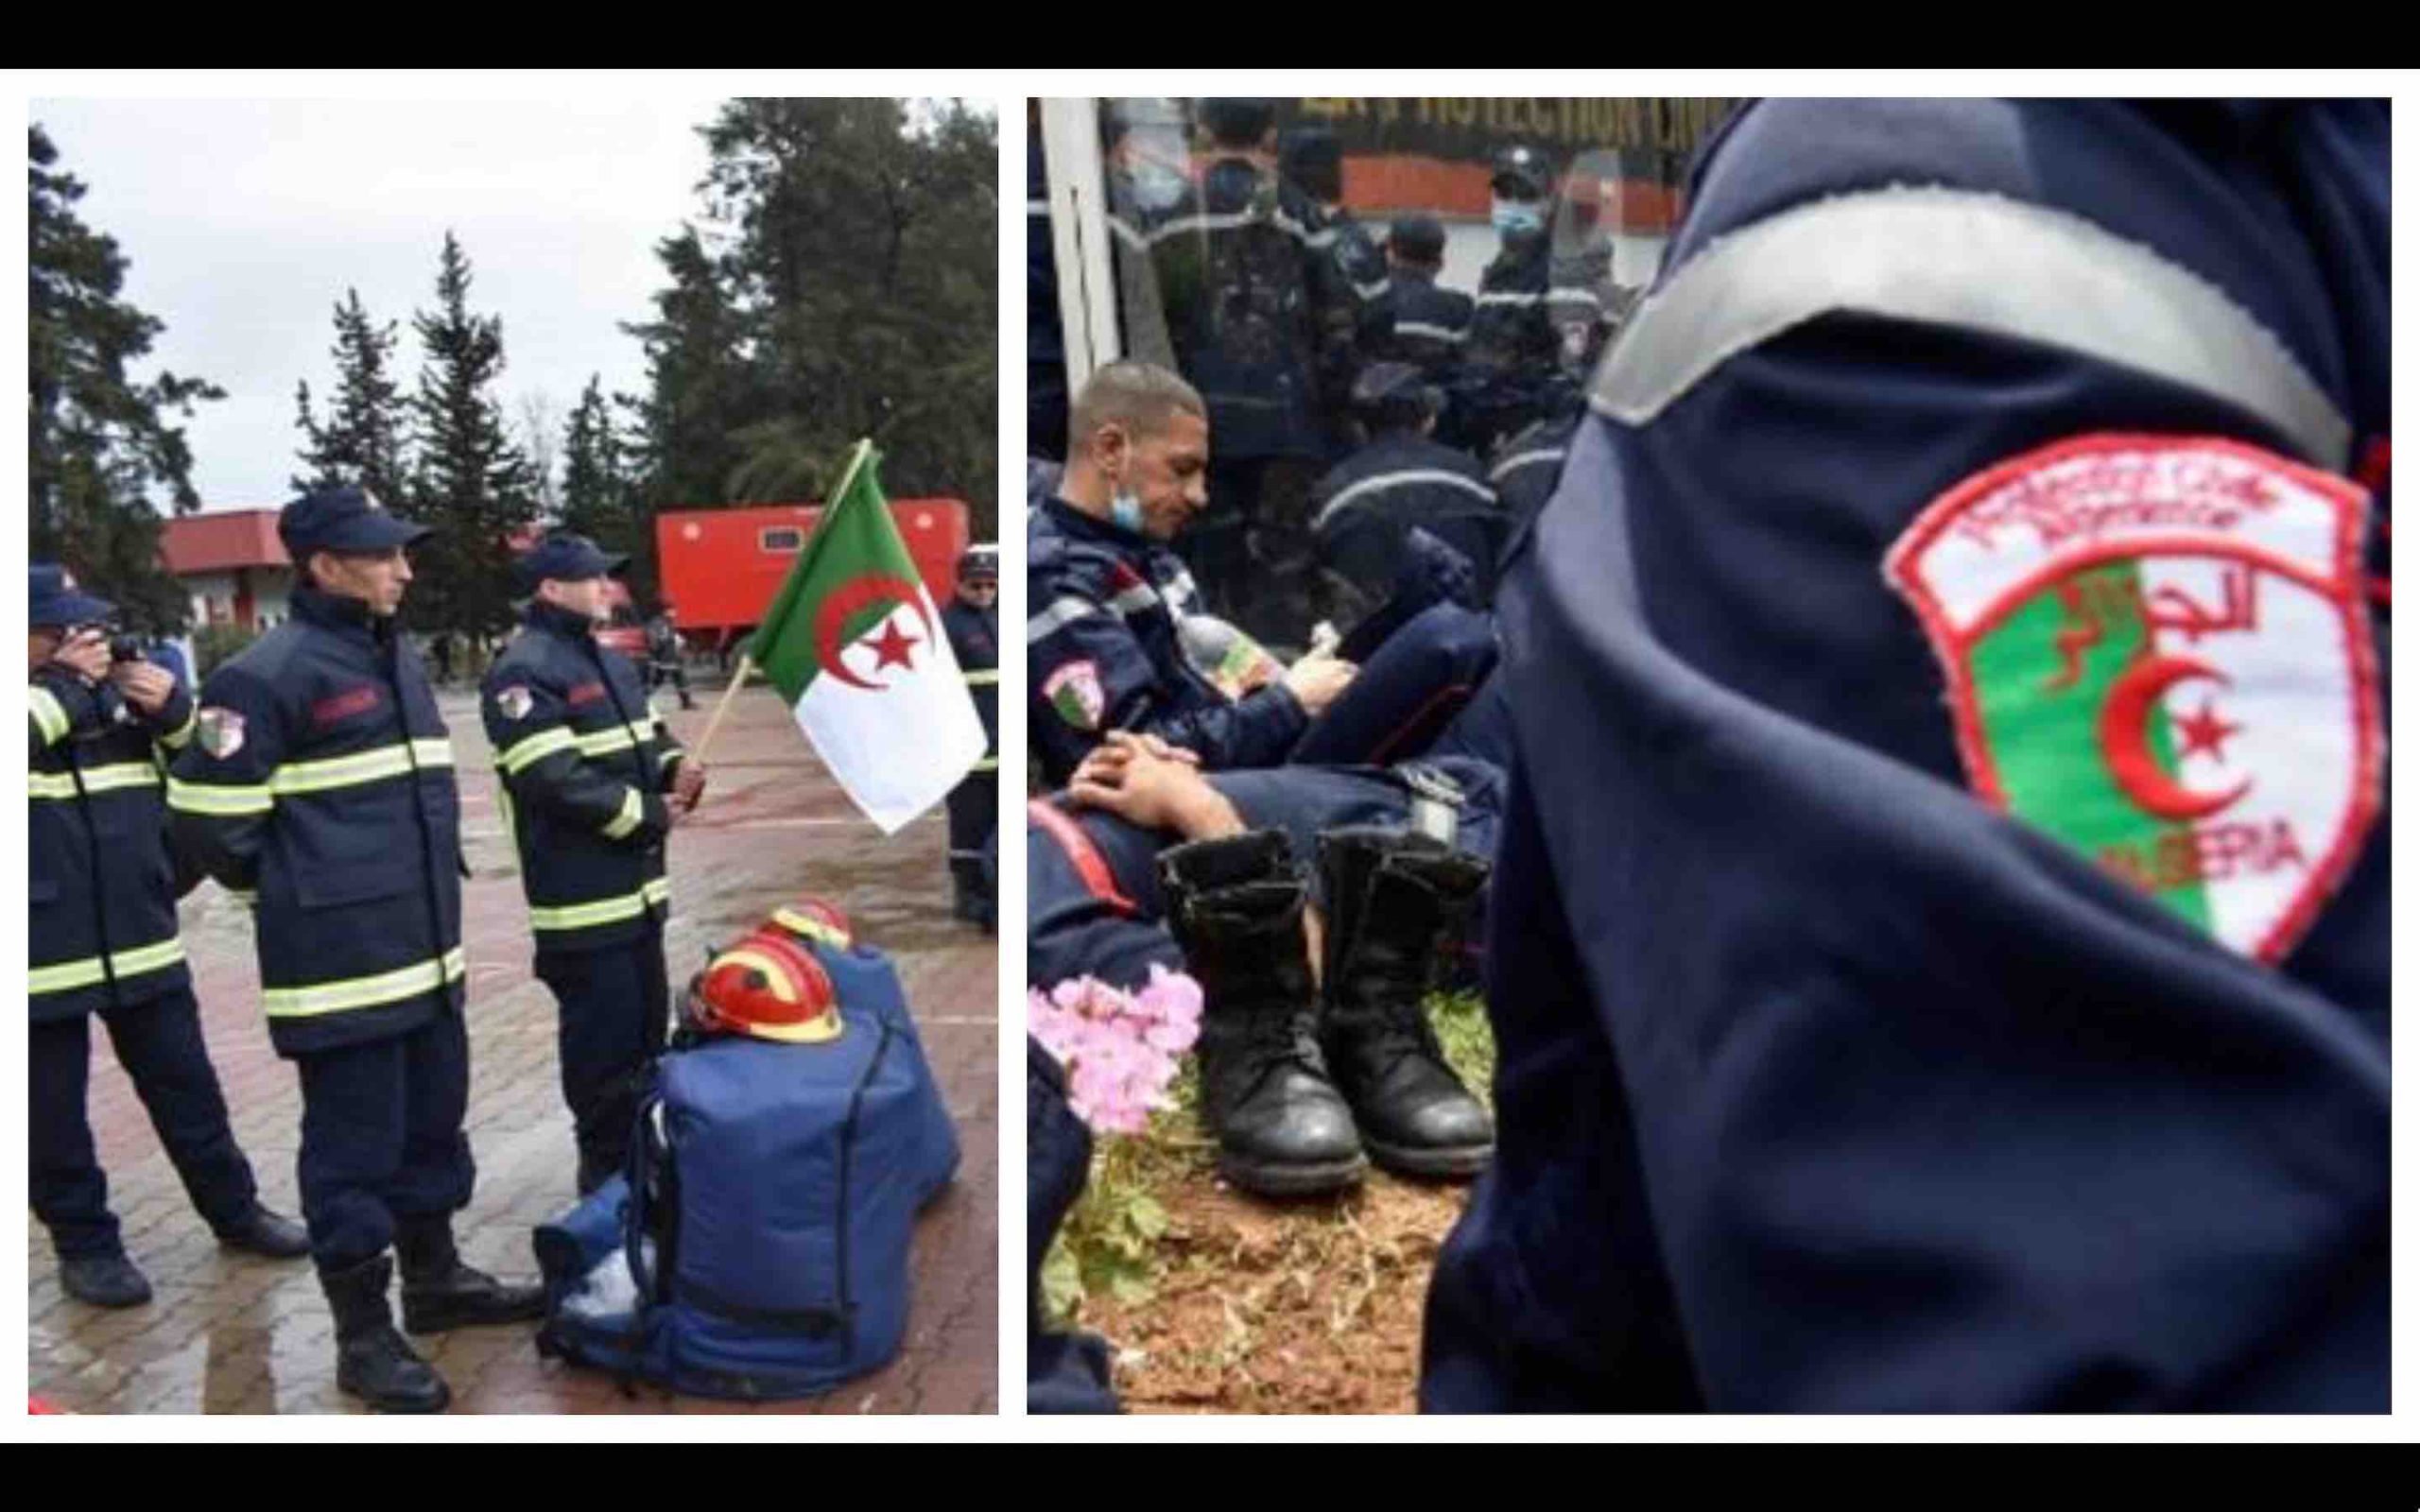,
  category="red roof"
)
[161,509,289,575]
